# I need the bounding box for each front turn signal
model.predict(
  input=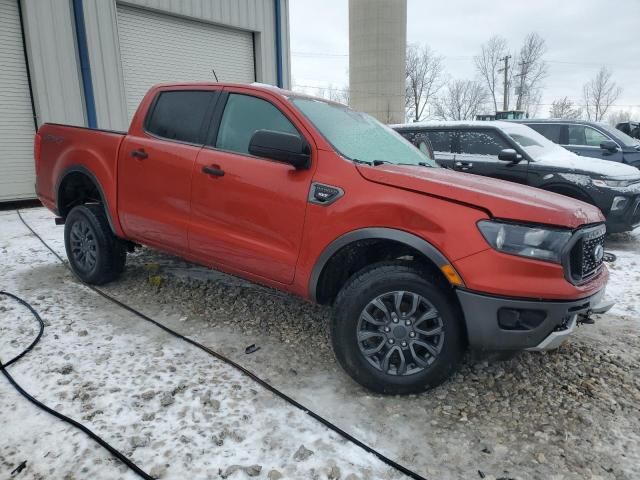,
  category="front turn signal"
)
[440,264,464,287]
